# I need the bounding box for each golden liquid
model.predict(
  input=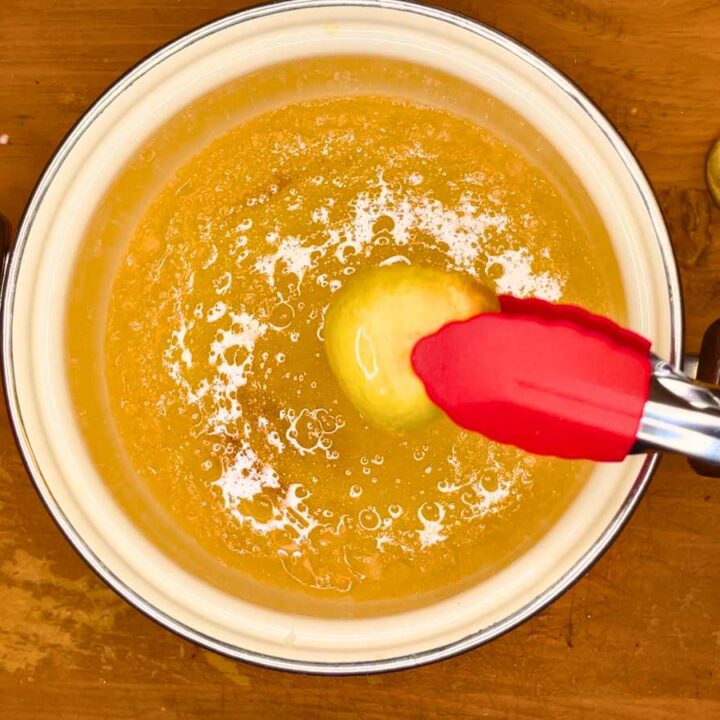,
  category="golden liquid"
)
[67,58,625,616]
